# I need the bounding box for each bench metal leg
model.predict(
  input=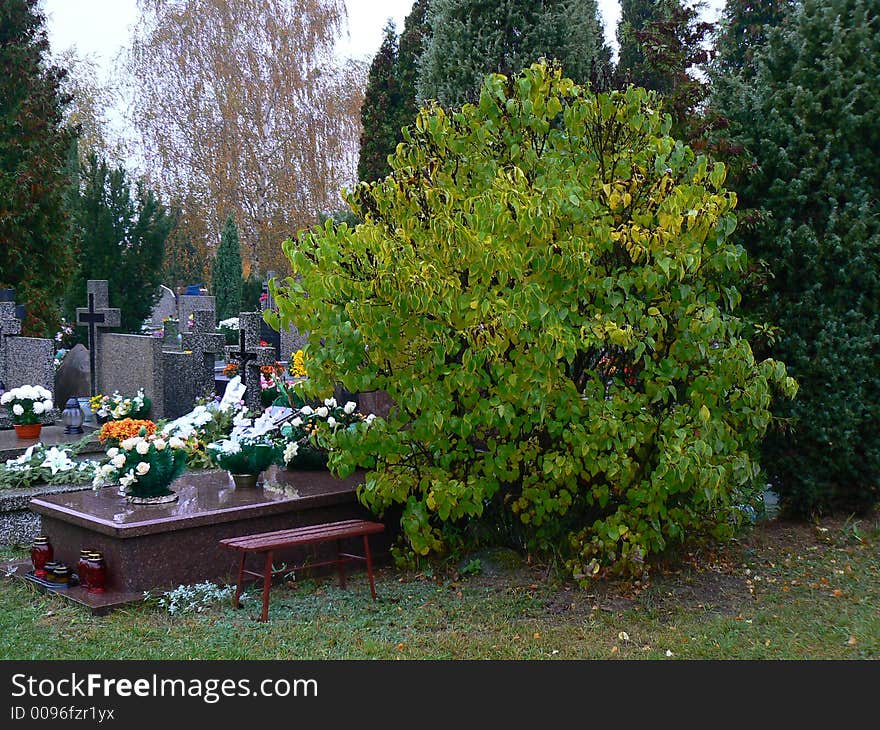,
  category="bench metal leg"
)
[261,551,273,622]
[336,539,346,589]
[363,535,377,600]
[233,553,245,609]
